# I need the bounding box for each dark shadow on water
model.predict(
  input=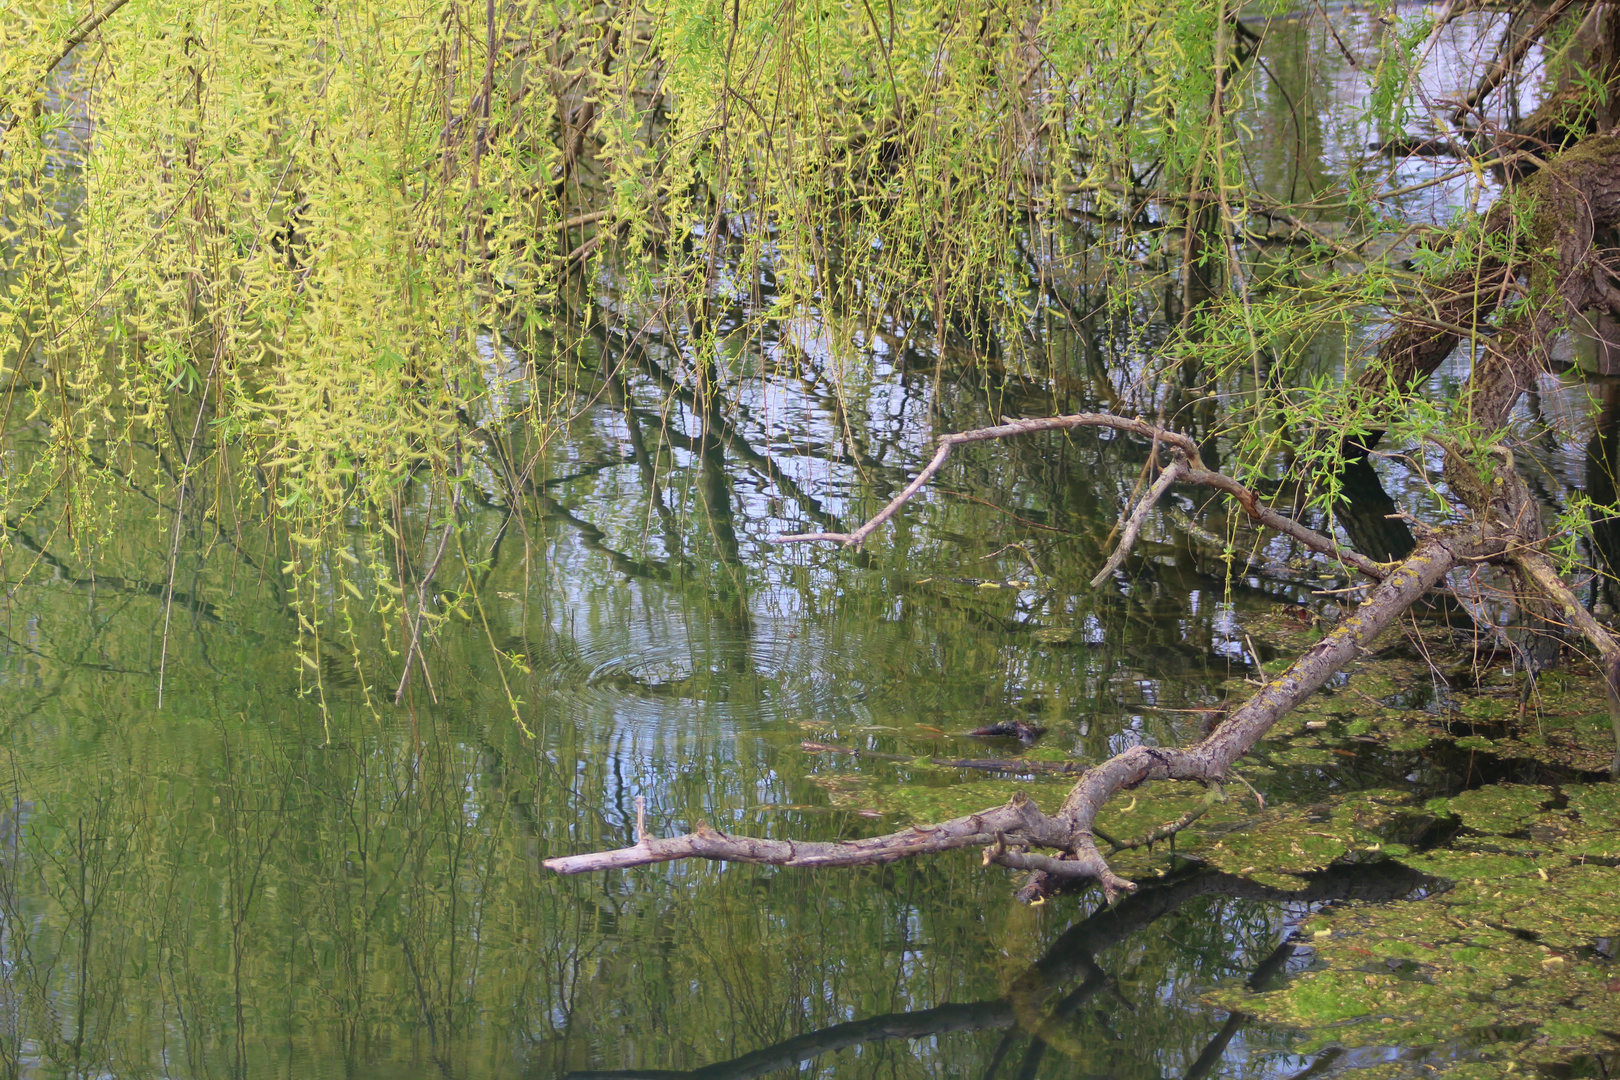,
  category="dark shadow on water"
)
[1333,454,1415,565]
[562,862,1435,1080]
[1587,380,1620,610]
